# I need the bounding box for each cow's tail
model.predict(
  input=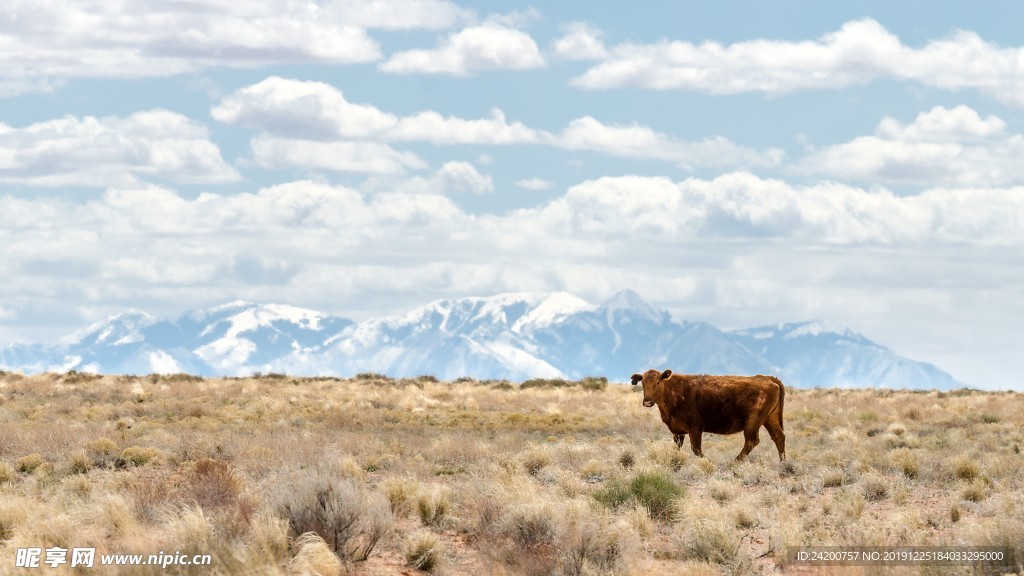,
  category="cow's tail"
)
[770,376,784,430]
